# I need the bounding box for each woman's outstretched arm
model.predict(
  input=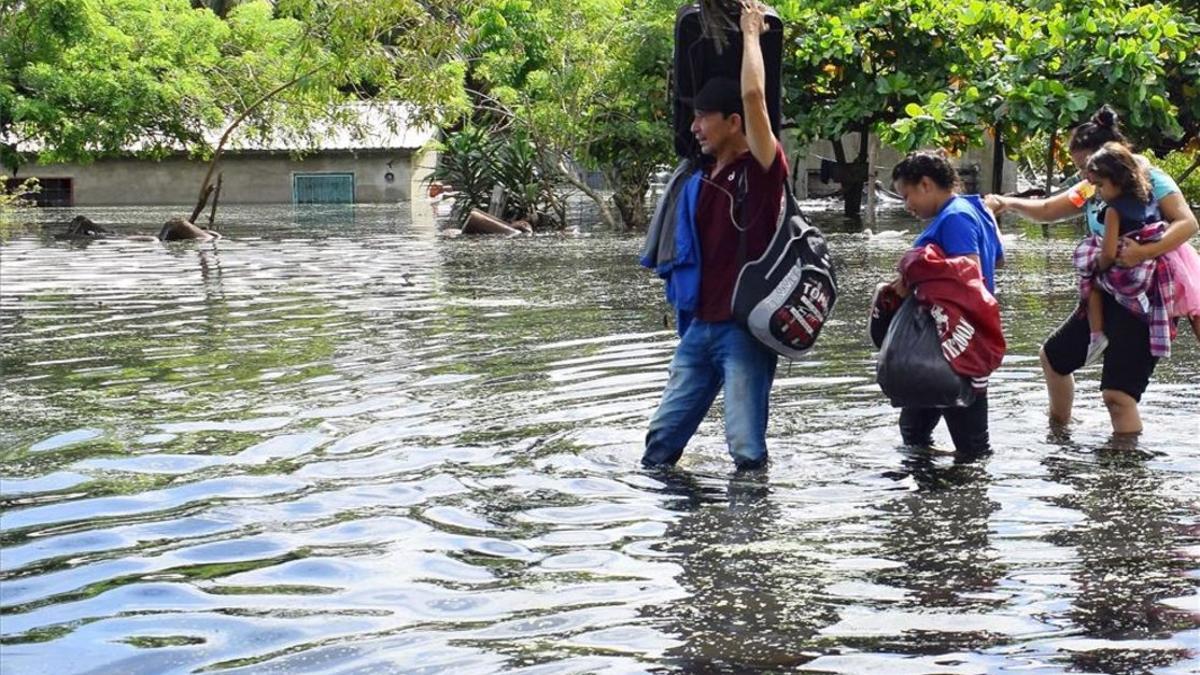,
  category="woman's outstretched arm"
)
[984,190,1081,223]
